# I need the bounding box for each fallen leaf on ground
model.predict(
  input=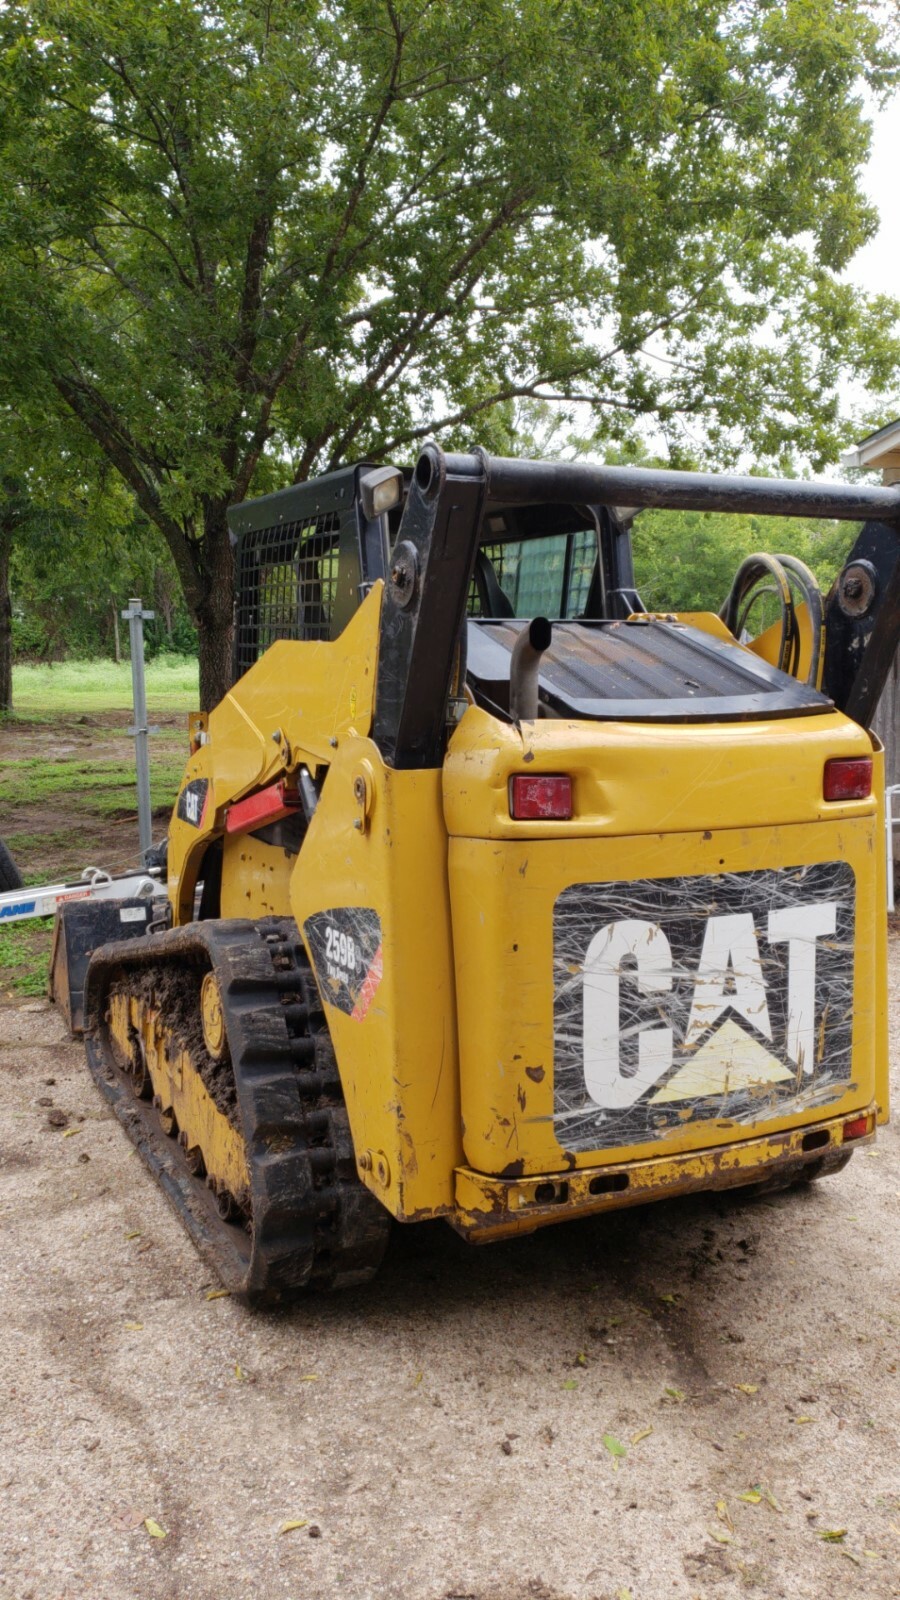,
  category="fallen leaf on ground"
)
[602,1433,627,1458]
[123,1322,143,1332]
[205,1289,230,1301]
[124,1230,141,1240]
[738,1489,762,1505]
[235,1364,247,1381]
[708,1526,732,1544]
[562,1379,579,1391]
[280,1519,309,1534]
[144,1518,166,1539]
[62,1127,81,1139]
[631,1427,653,1446]
[413,1371,424,1386]
[663,1386,686,1403]
[817,1529,848,1542]
[575,1352,587,1366]
[735,1383,759,1395]
[658,1293,677,1304]
[299,1373,318,1383]
[761,1486,782,1513]
[792,1415,813,1424]
[716,1499,733,1532]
